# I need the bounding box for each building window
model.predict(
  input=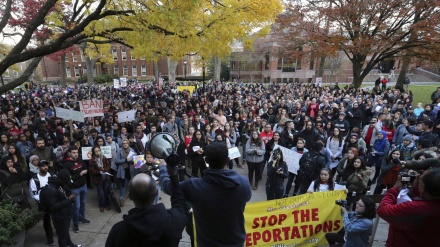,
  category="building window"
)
[131,55,136,60]
[72,53,78,62]
[132,65,137,76]
[140,57,145,60]
[114,65,119,76]
[123,65,128,76]
[80,51,85,62]
[121,48,127,60]
[141,64,146,76]
[66,67,71,77]
[112,48,118,61]
[65,55,69,62]
[240,62,246,70]
[83,66,87,75]
[74,66,80,77]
